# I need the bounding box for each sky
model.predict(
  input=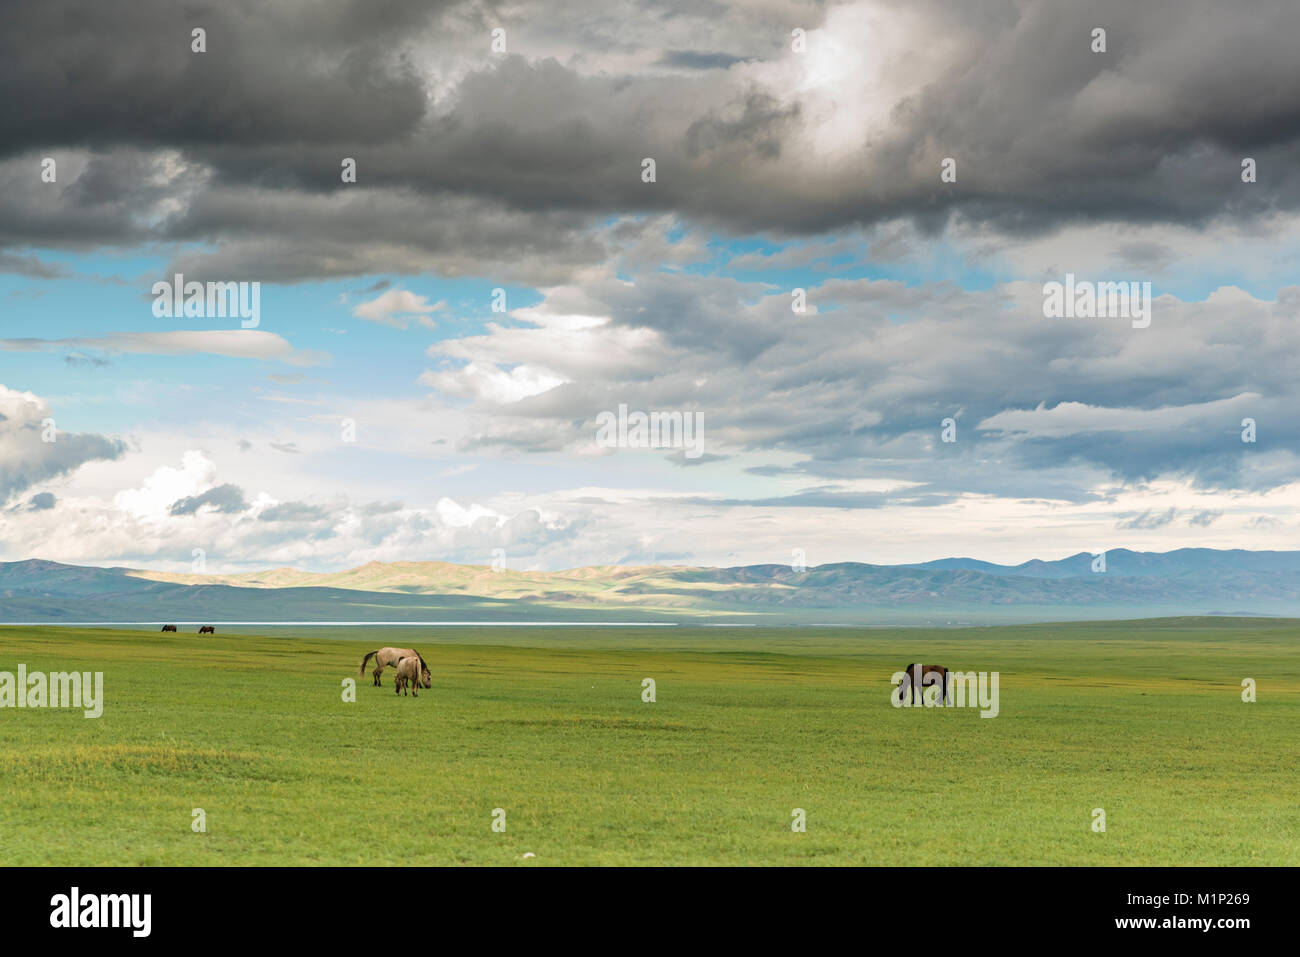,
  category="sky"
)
[2,0,1299,573]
